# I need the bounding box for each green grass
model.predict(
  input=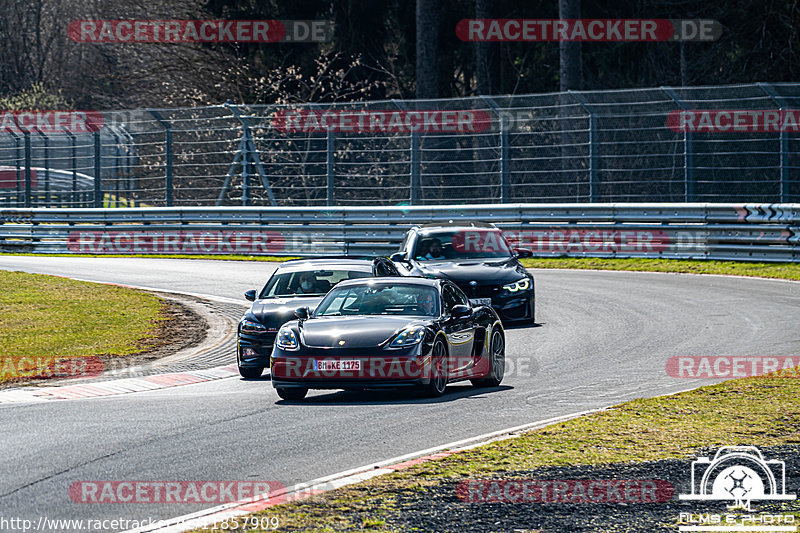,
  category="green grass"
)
[0,270,165,383]
[200,374,800,532]
[5,255,800,281]
[519,257,800,281]
[1,253,294,262]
